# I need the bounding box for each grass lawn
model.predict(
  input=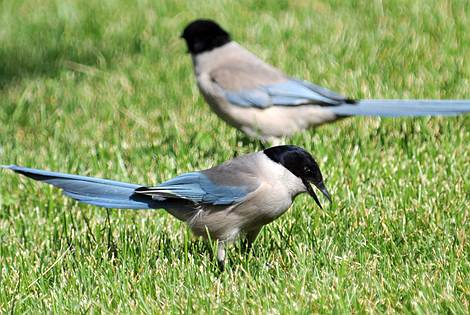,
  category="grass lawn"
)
[0,0,469,313]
